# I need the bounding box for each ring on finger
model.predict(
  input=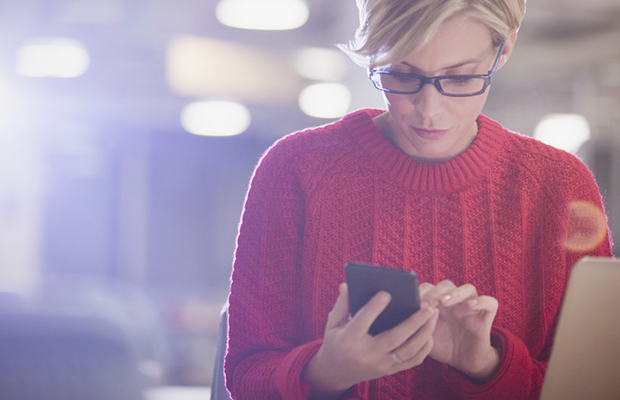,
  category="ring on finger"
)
[390,350,404,364]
